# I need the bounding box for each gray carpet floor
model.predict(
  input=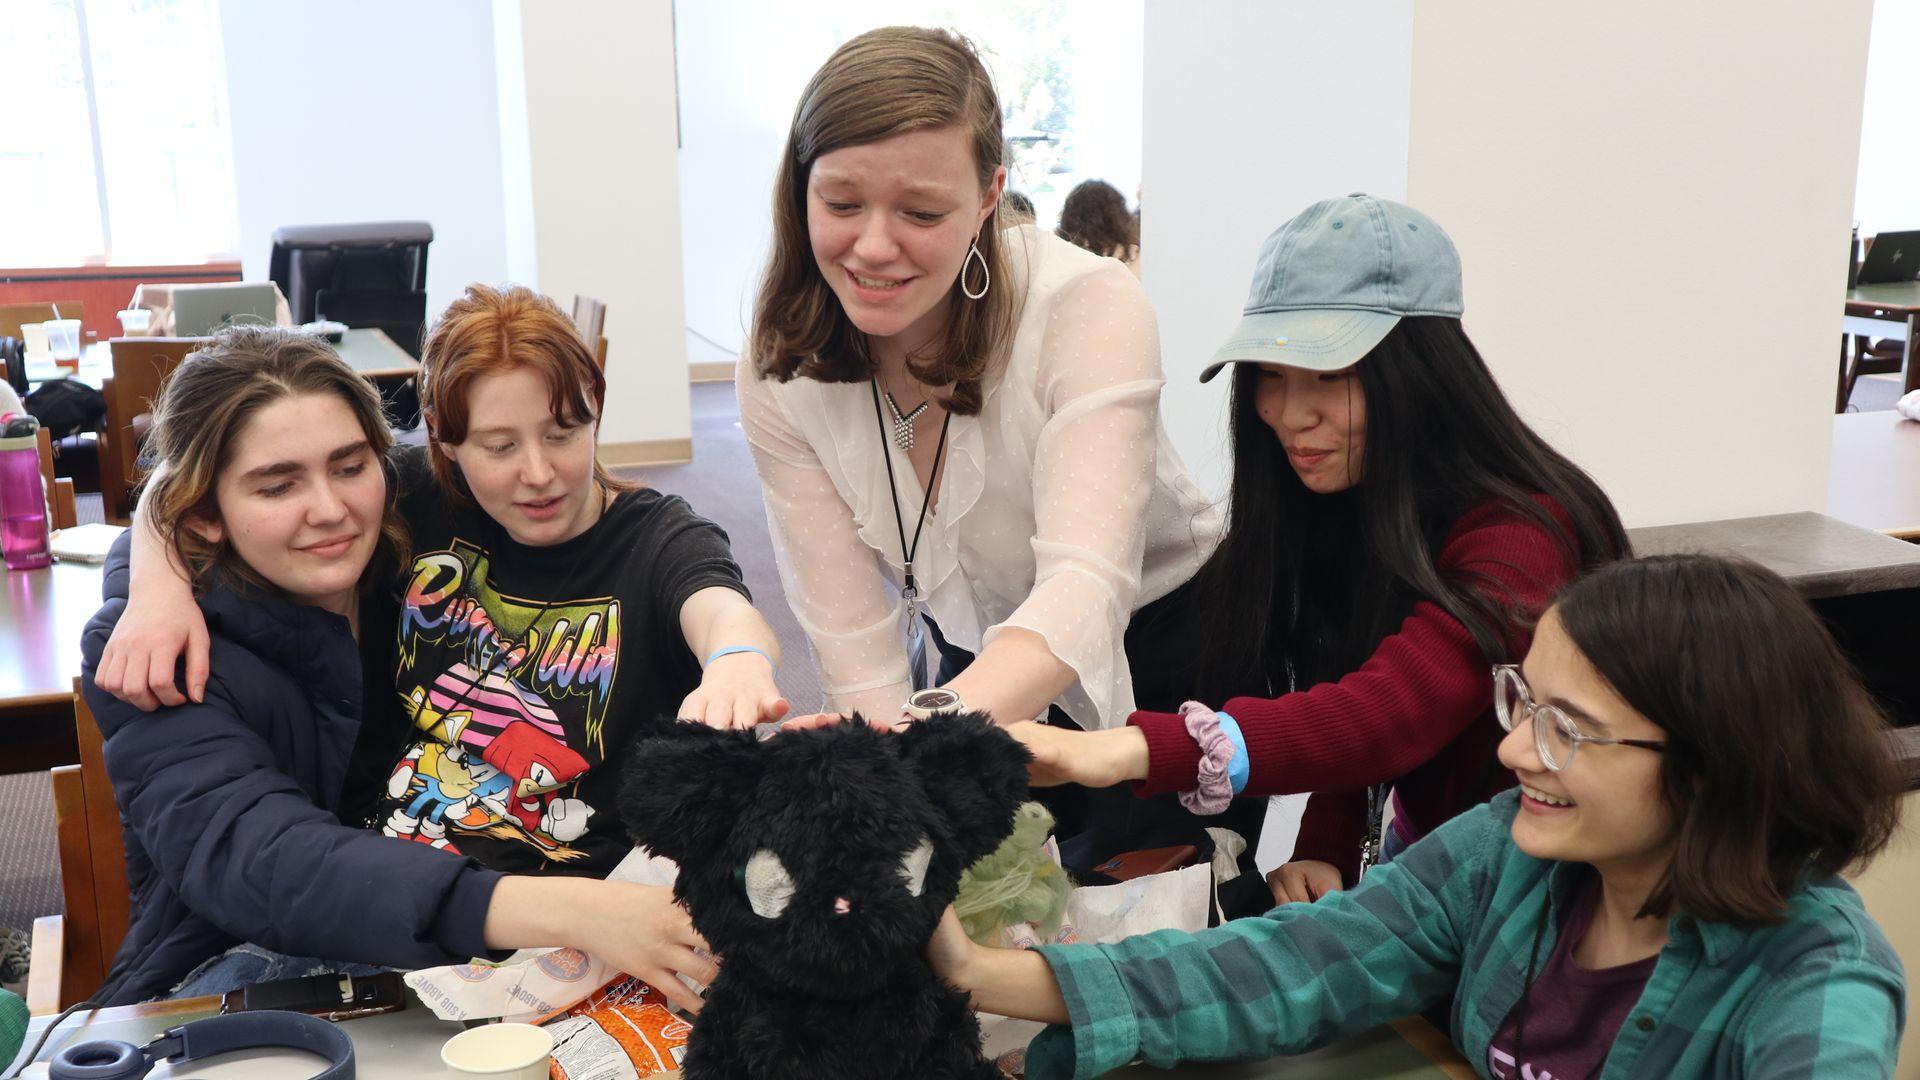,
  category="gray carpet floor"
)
[0,380,818,959]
